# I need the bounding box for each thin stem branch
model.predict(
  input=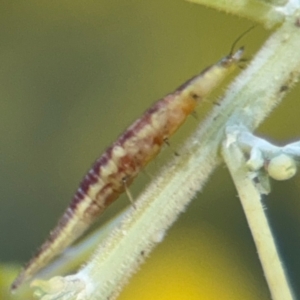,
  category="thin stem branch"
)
[221,139,294,300]
[186,0,286,28]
